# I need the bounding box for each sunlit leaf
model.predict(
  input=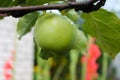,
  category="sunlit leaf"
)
[82,9,120,58]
